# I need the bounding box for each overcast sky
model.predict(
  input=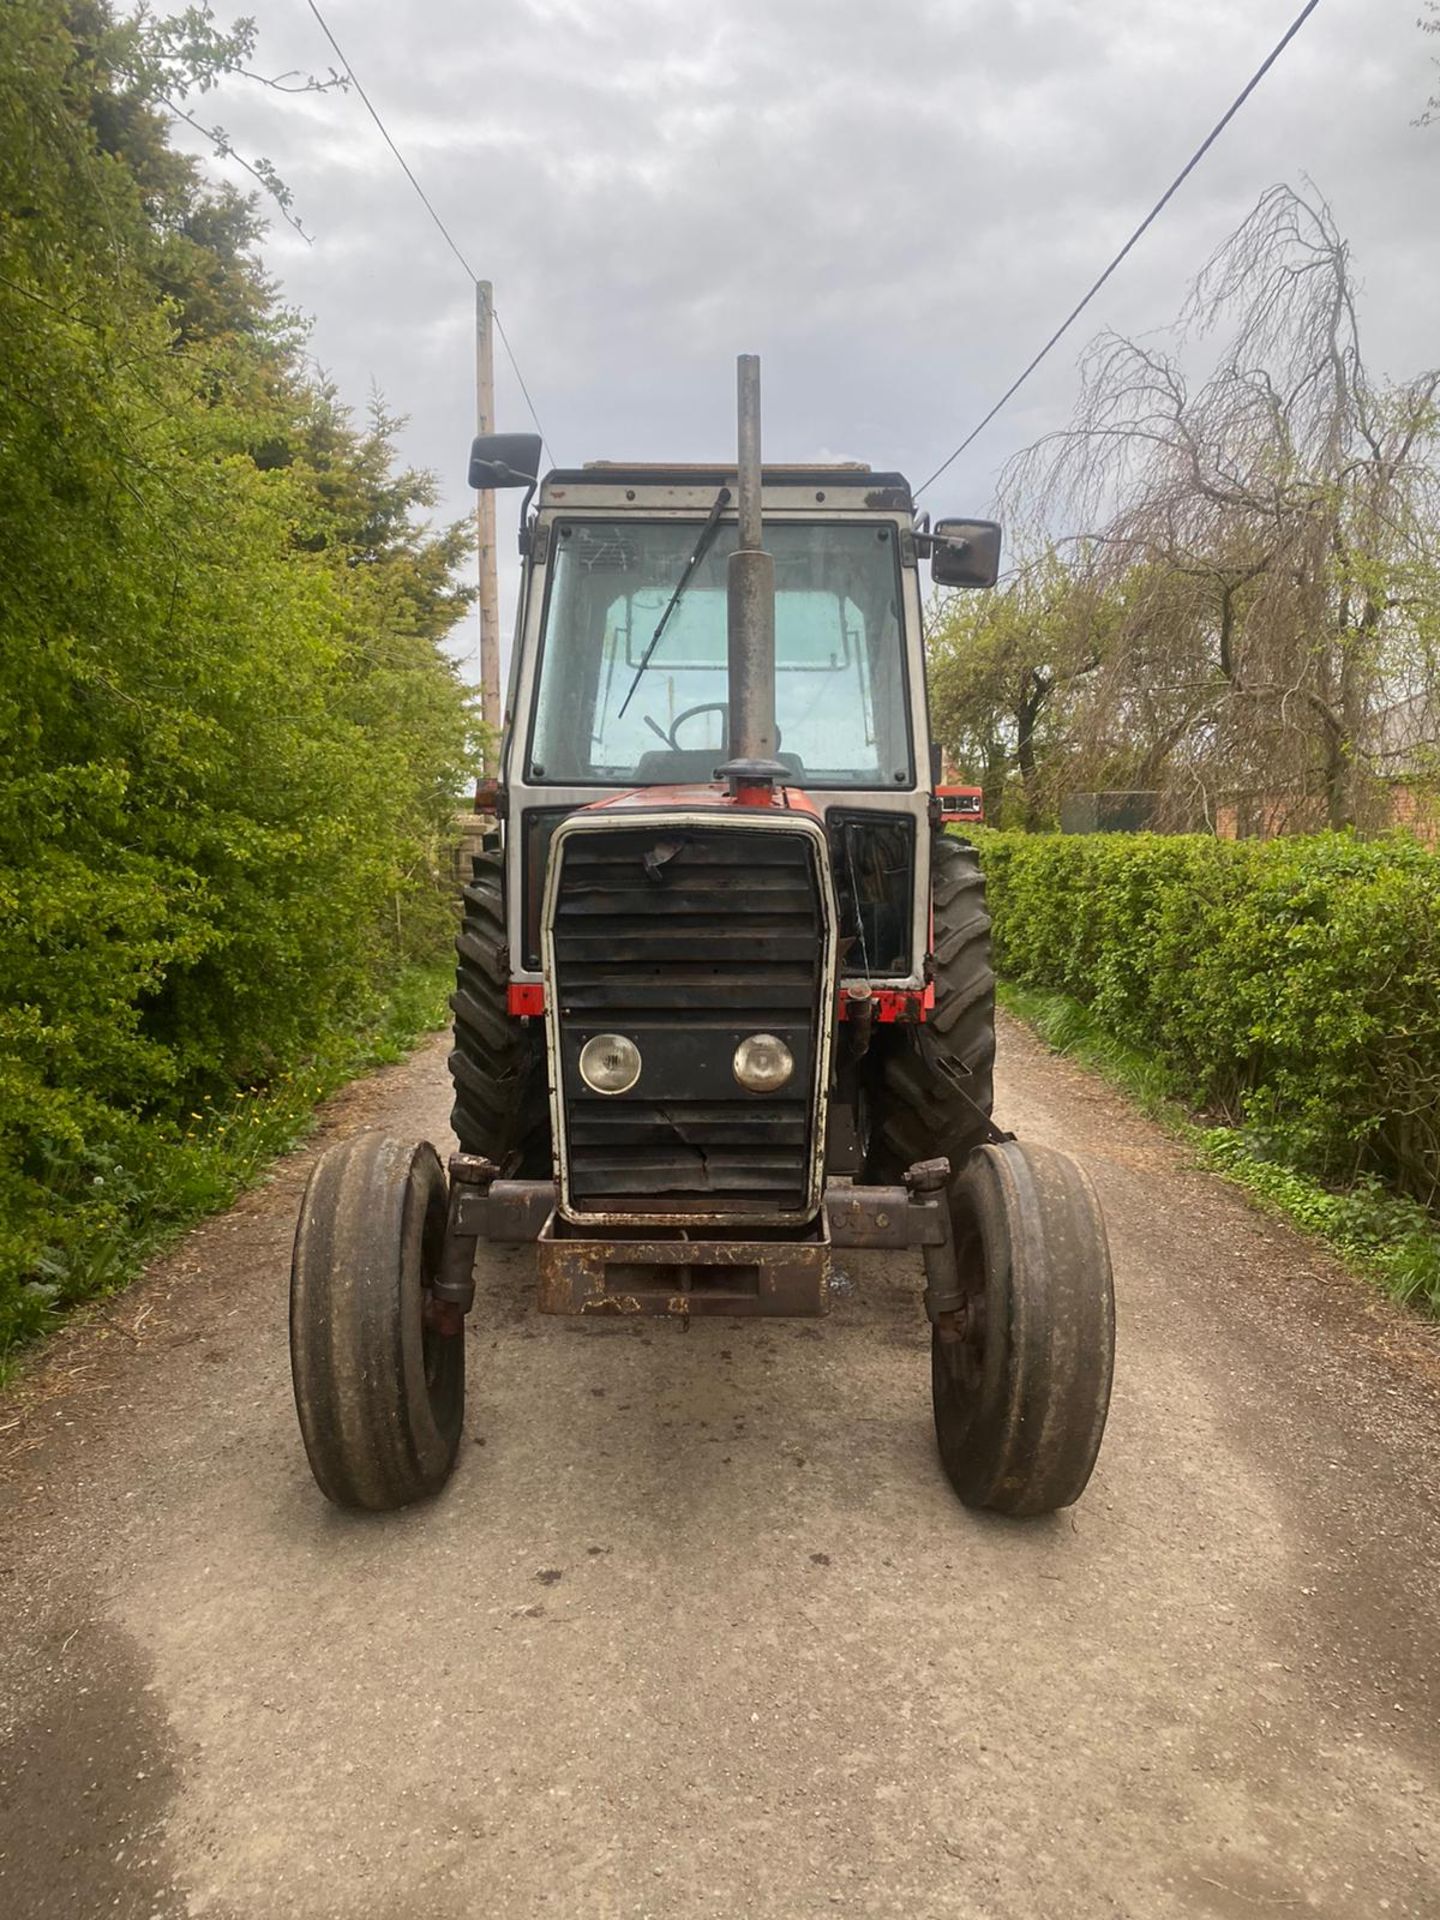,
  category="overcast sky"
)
[172,0,1438,672]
